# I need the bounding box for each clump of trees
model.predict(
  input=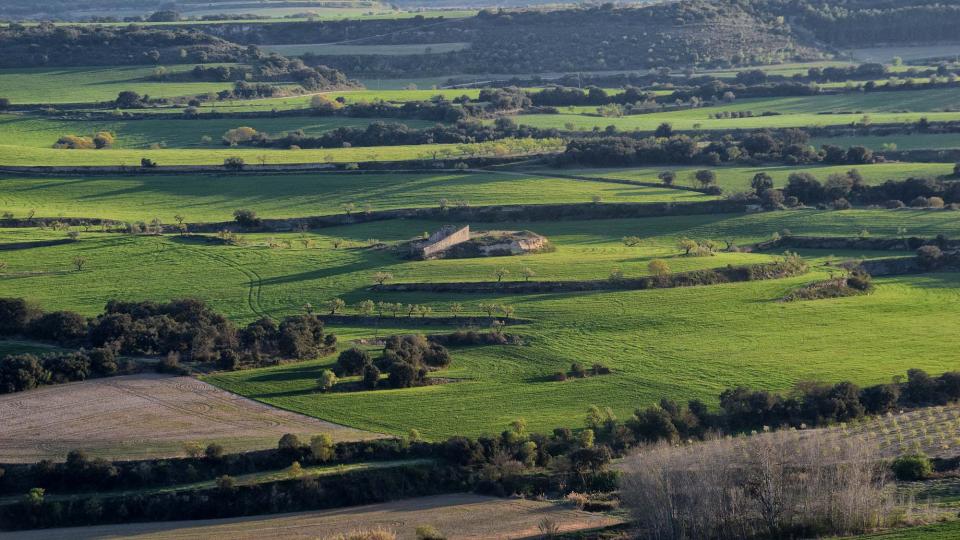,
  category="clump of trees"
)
[782,270,873,301]
[223,119,558,151]
[334,335,451,390]
[0,348,123,393]
[0,298,338,394]
[53,131,114,150]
